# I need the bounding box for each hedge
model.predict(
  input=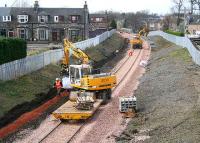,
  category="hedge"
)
[0,38,27,65]
[164,29,185,37]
